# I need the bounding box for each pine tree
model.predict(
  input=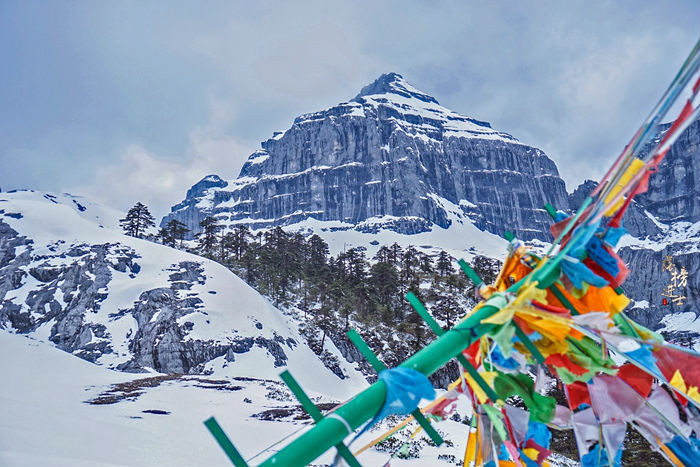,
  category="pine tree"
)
[219,231,236,264]
[303,234,330,310]
[196,216,221,257]
[401,247,420,287]
[119,202,156,238]
[436,250,452,278]
[241,246,260,285]
[419,252,434,275]
[471,255,501,285]
[165,219,189,247]
[256,227,298,305]
[388,243,403,267]
[369,260,399,321]
[231,225,251,261]
[306,235,329,270]
[373,245,392,264]
[157,226,175,247]
[344,248,369,322]
[399,288,428,351]
[432,294,460,328]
